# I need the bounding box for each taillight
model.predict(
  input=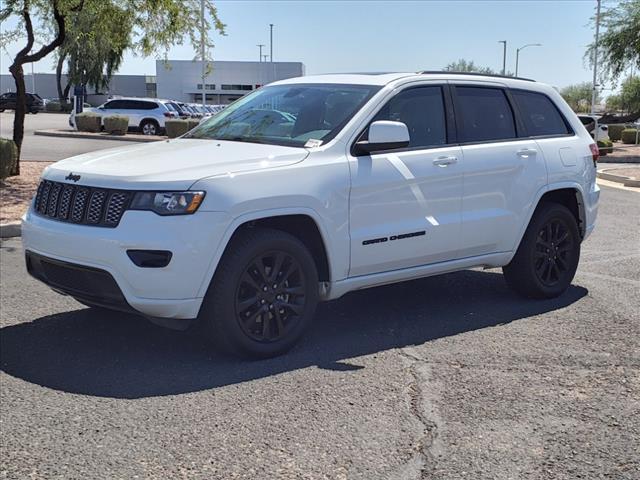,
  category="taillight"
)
[589,143,599,167]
